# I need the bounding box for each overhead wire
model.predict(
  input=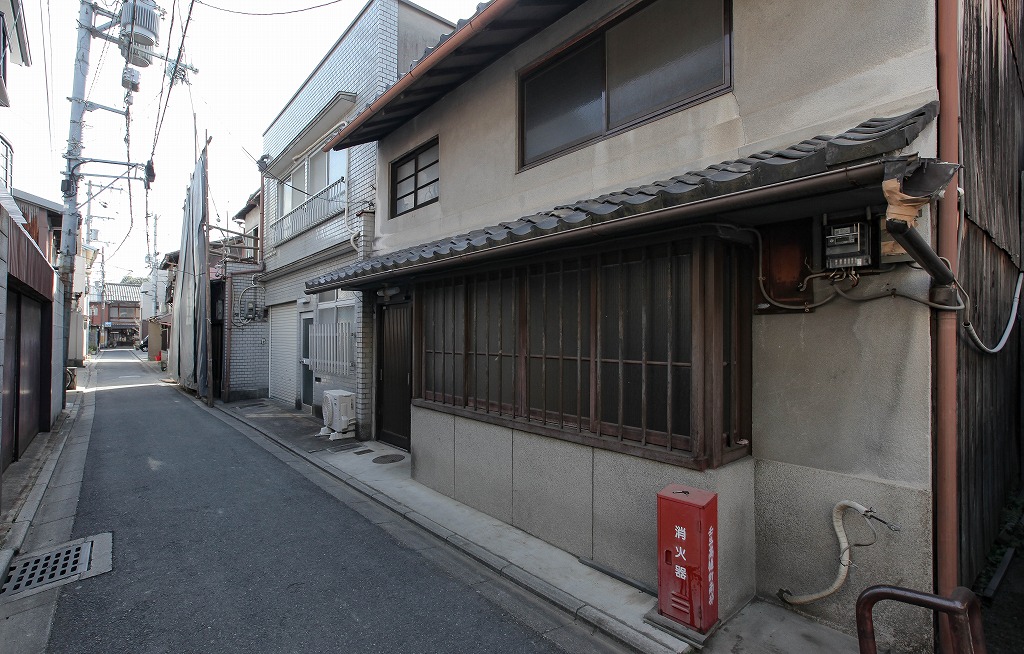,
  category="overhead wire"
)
[38,0,56,158]
[109,93,135,260]
[150,0,195,160]
[149,0,177,158]
[194,0,346,16]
